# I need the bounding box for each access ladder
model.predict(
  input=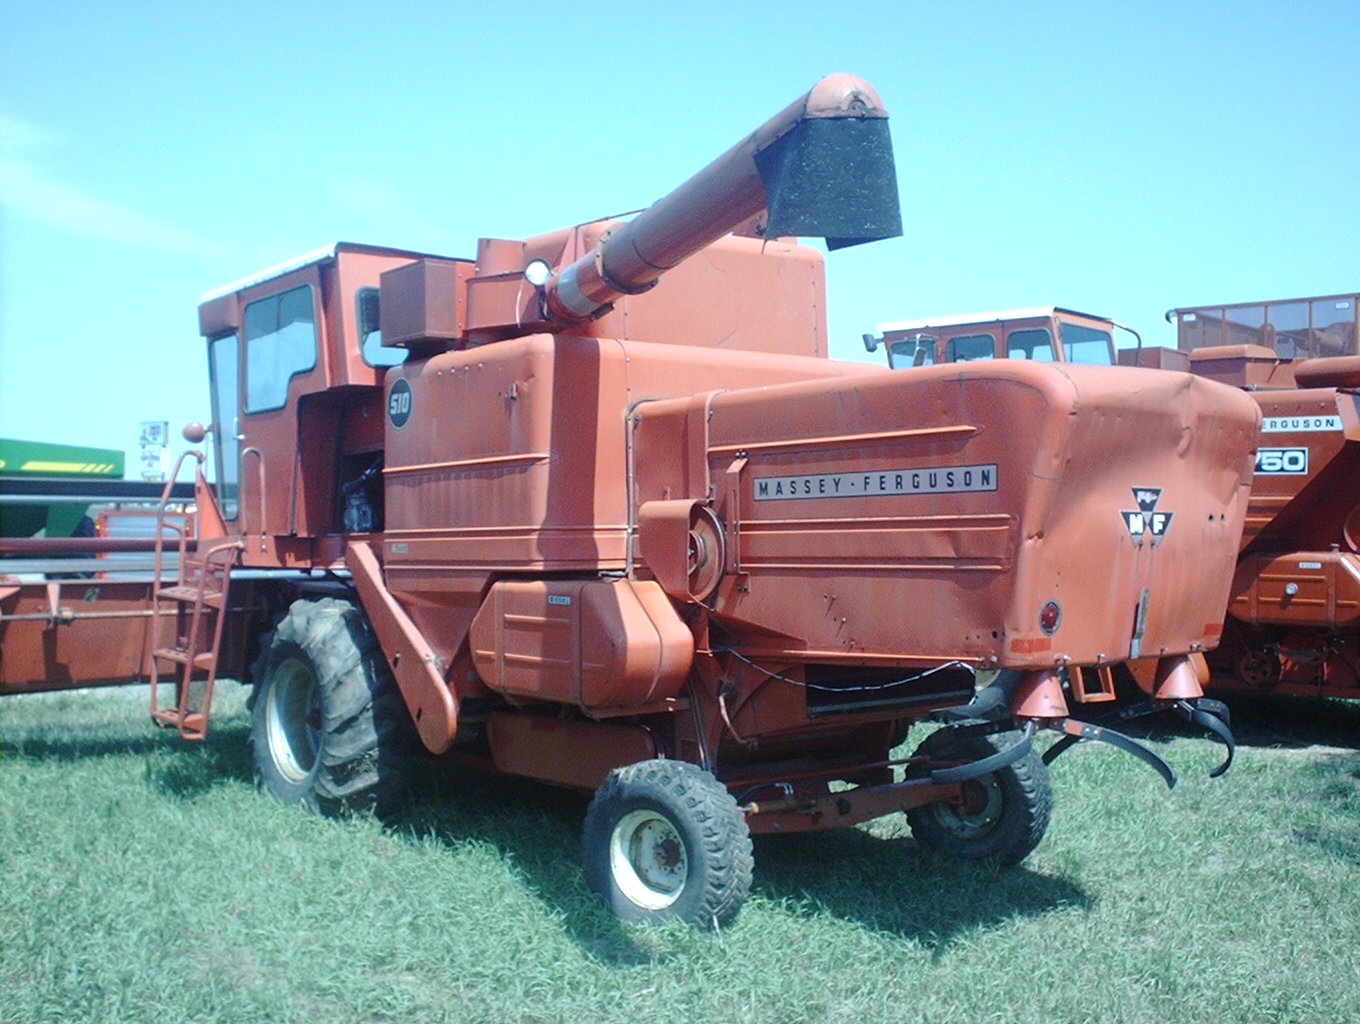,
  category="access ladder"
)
[148,453,242,740]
